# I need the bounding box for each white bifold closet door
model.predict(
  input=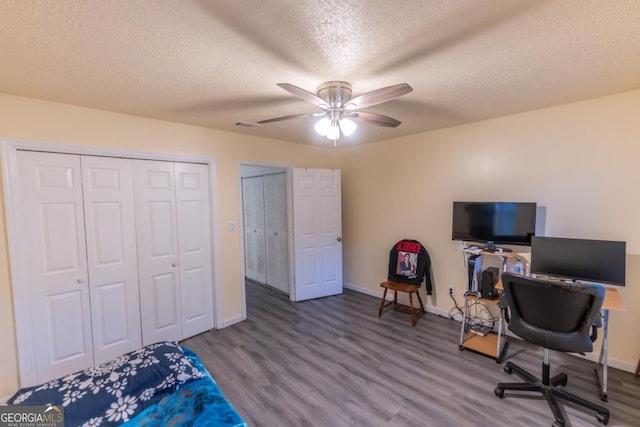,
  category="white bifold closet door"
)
[242,176,267,284]
[81,156,141,364]
[18,151,142,383]
[174,163,214,339]
[263,173,289,293]
[134,160,214,345]
[17,151,214,385]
